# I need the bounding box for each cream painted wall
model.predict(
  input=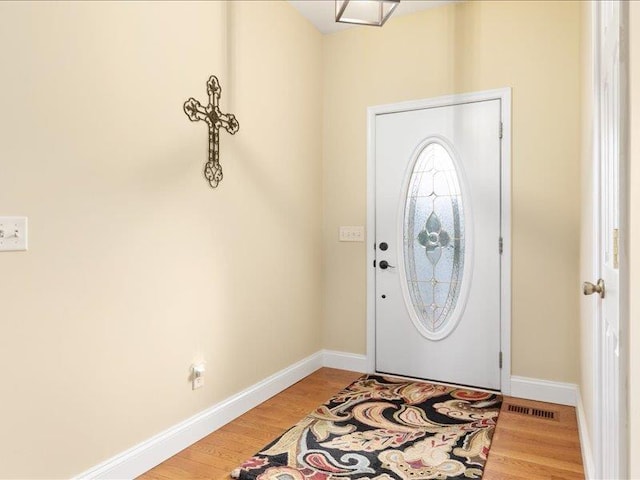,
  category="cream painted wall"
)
[0,1,322,477]
[322,1,582,382]
[629,2,640,476]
